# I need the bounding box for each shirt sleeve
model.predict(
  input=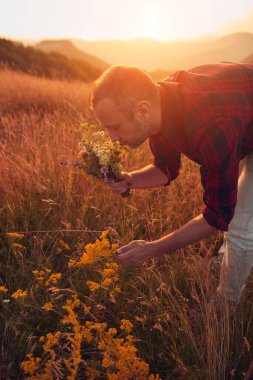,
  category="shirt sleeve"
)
[149,138,181,186]
[194,117,240,231]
